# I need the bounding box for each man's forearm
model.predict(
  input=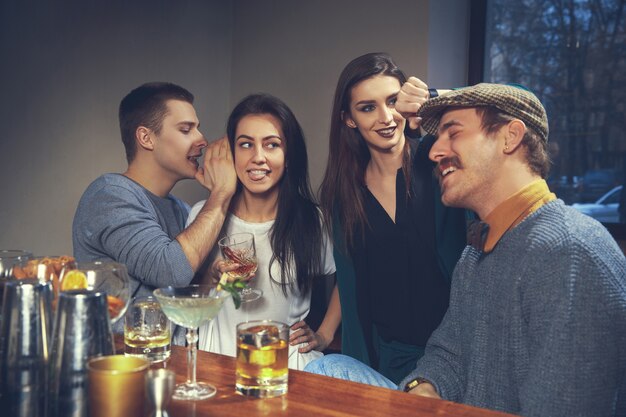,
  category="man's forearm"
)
[176,190,232,272]
[407,381,440,399]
